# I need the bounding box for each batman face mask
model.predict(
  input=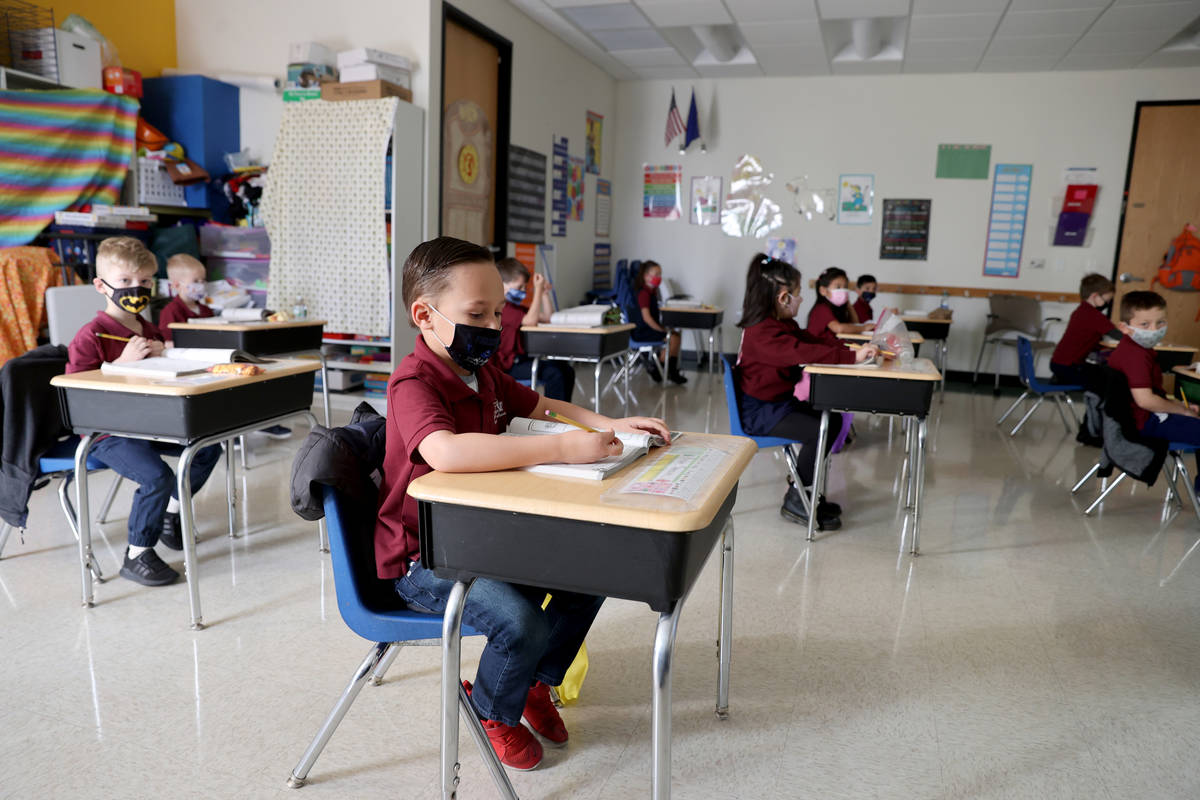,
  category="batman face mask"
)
[102,279,152,314]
